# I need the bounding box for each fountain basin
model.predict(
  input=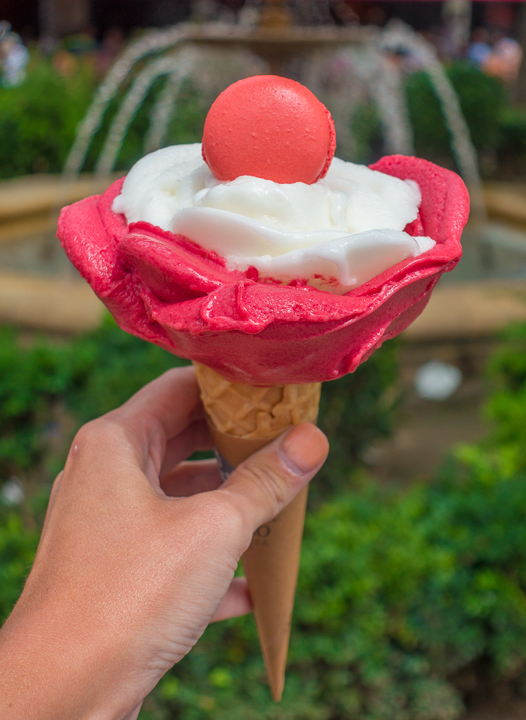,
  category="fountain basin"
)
[0,174,525,339]
[0,173,120,245]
